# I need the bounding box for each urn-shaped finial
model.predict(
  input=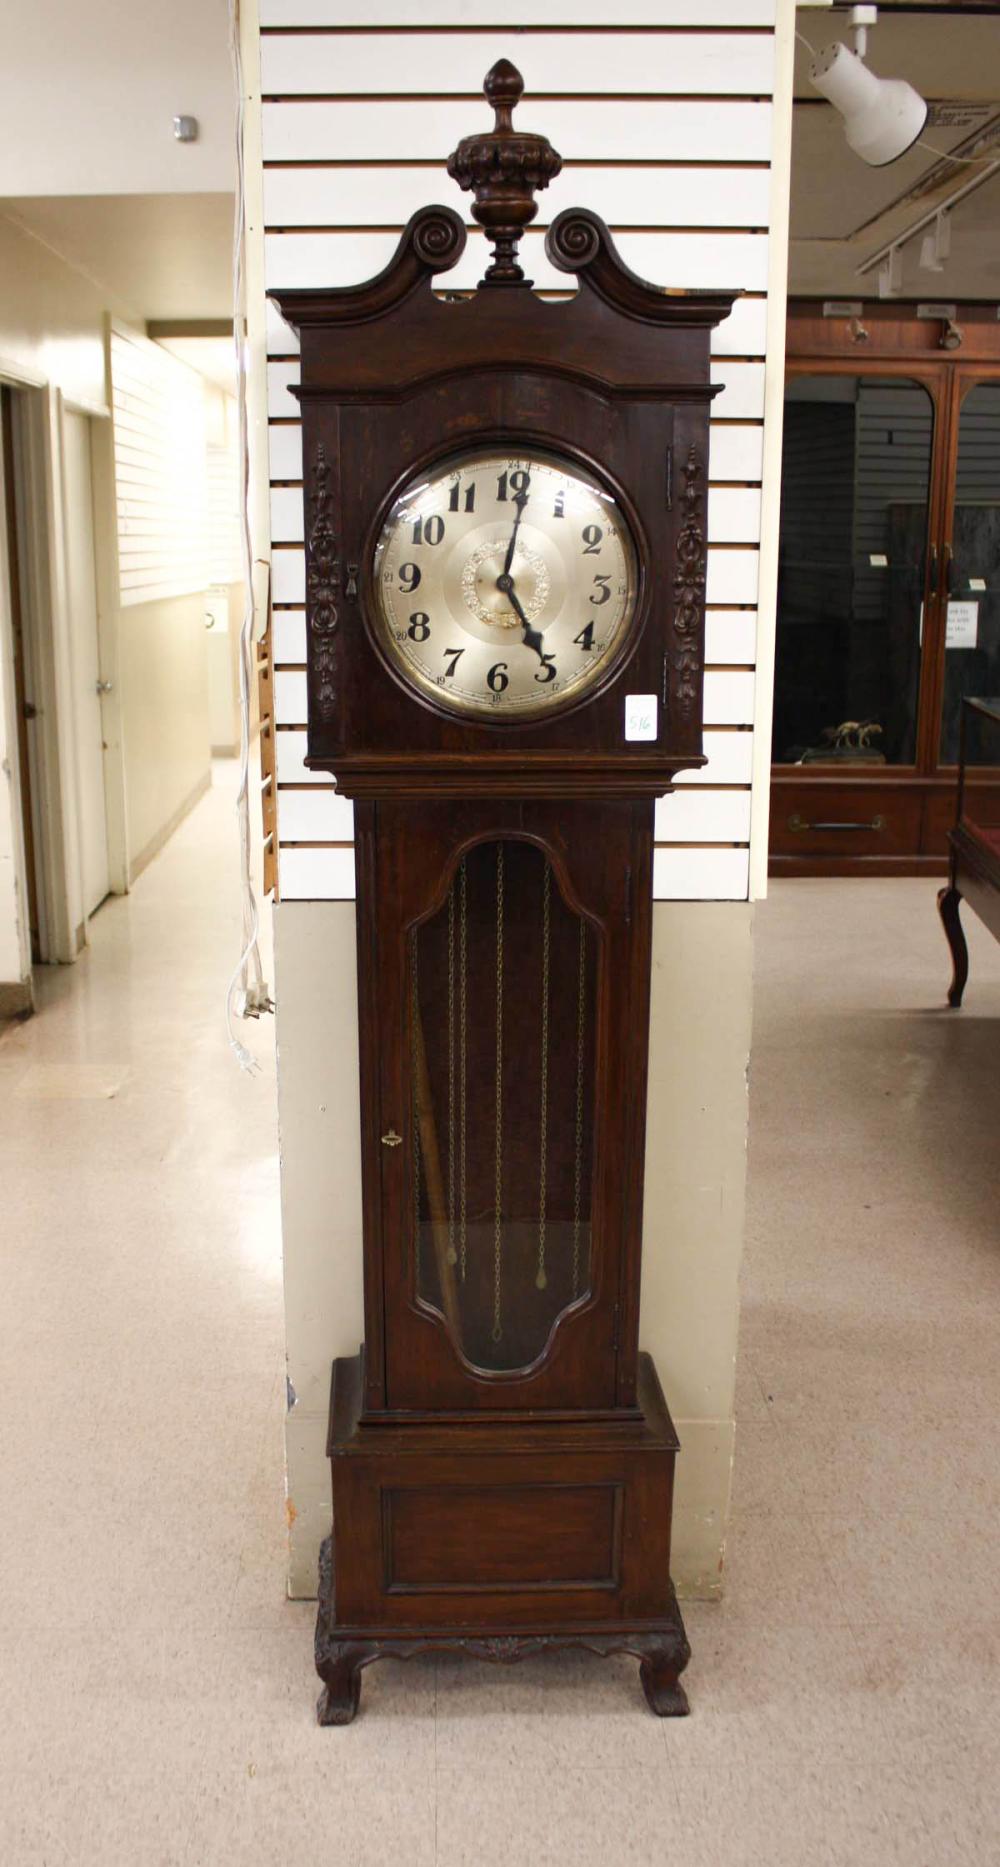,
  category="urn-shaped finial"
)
[446,60,562,286]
